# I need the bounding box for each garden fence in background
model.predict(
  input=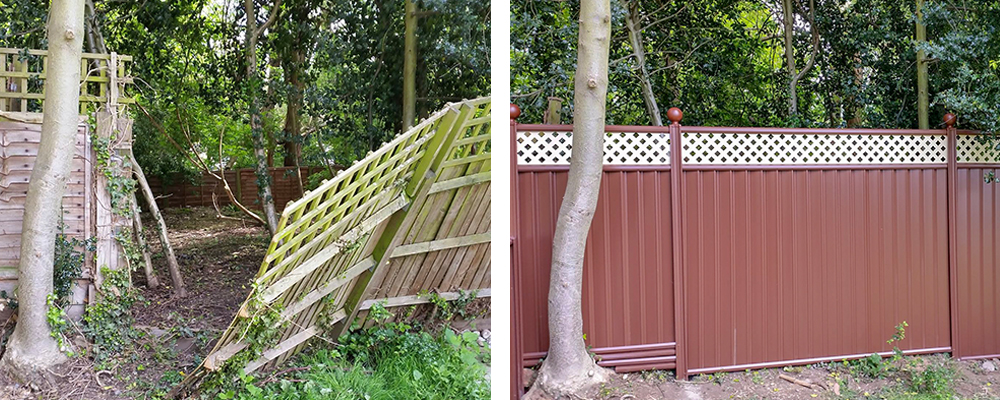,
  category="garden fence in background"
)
[510,107,1000,399]
[146,166,335,212]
